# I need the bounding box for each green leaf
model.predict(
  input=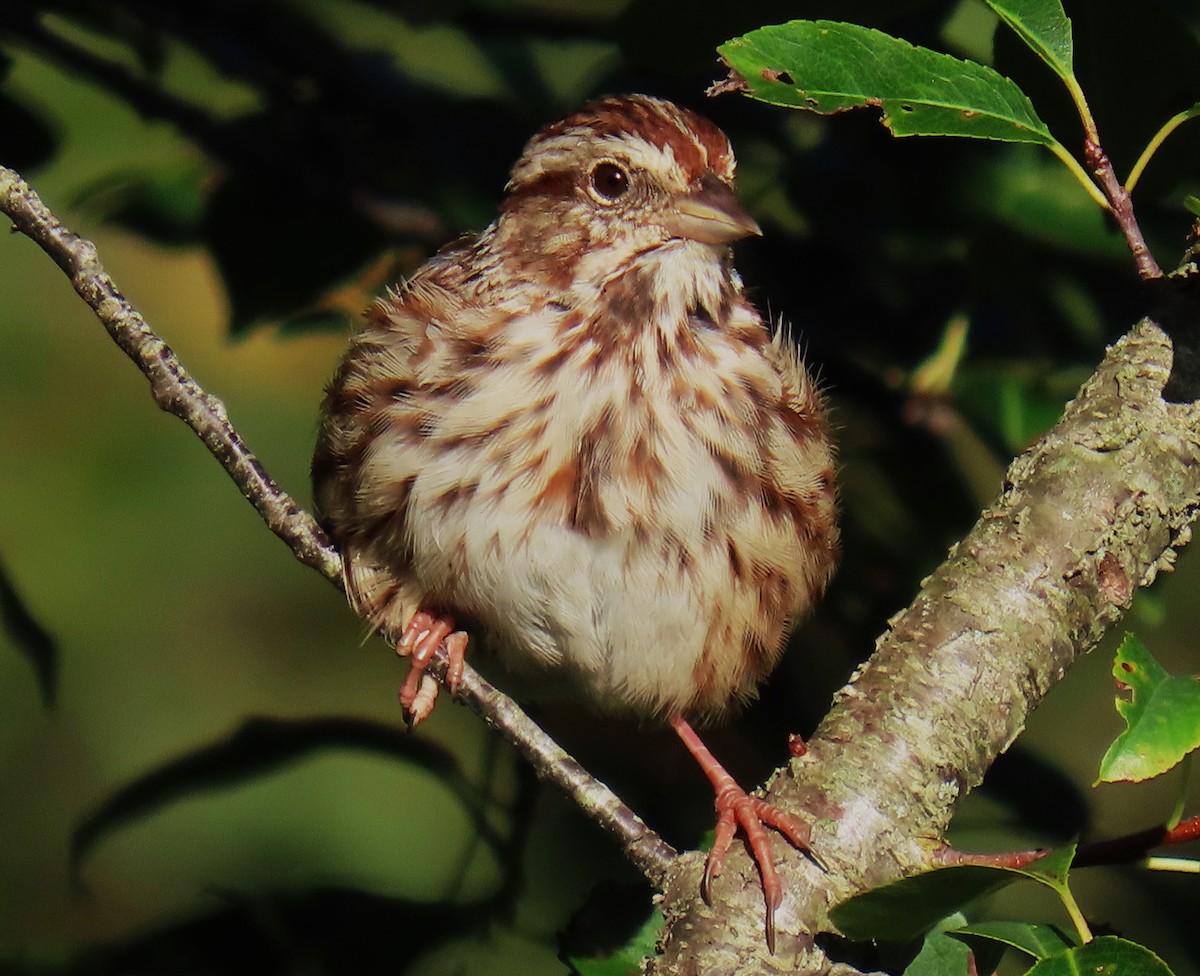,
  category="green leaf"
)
[1026,936,1175,976]
[832,844,1077,942]
[903,925,973,976]
[982,0,1074,80]
[717,20,1054,145]
[1014,843,1075,889]
[951,920,1075,960]
[567,909,662,976]
[1097,635,1200,784]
